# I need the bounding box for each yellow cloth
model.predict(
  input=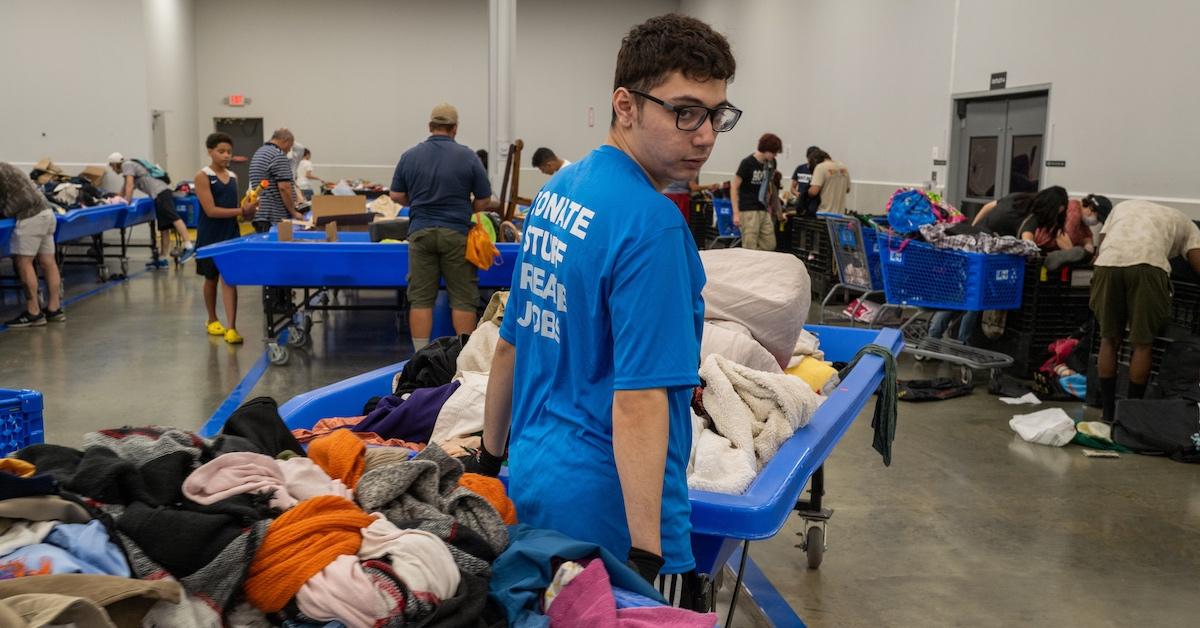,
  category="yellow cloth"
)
[786,356,838,394]
[0,459,35,478]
